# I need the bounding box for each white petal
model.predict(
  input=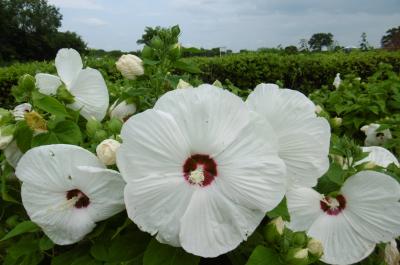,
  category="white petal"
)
[342,171,400,243]
[117,109,190,182]
[68,68,109,121]
[355,146,399,168]
[124,174,193,247]
[179,186,264,257]
[35,73,62,95]
[286,188,324,231]
[154,85,250,155]
[308,213,376,265]
[21,183,95,245]
[55,48,83,87]
[246,84,330,188]
[4,141,23,168]
[71,166,125,222]
[214,114,286,212]
[15,144,104,191]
